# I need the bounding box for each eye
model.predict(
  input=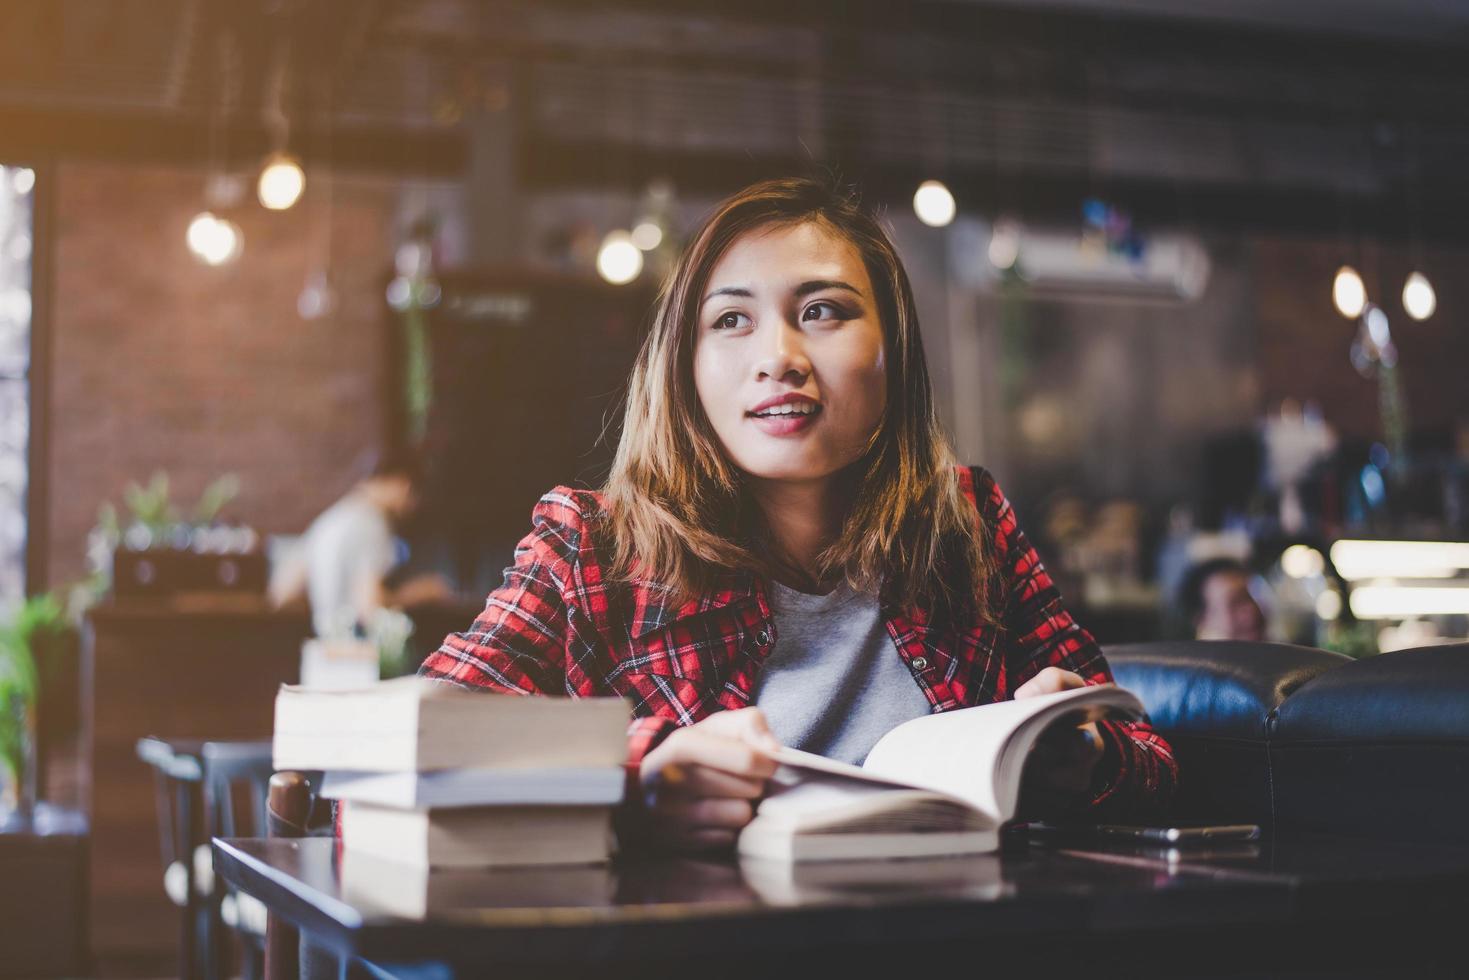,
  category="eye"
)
[712,311,751,331]
[802,301,845,322]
